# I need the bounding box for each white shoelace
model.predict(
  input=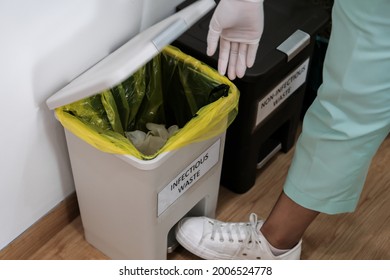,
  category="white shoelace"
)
[207,213,261,249]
